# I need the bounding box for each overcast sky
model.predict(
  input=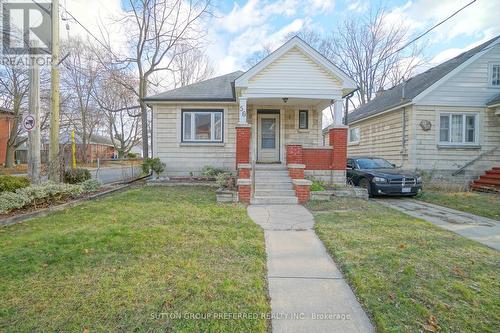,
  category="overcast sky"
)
[63,0,500,75]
